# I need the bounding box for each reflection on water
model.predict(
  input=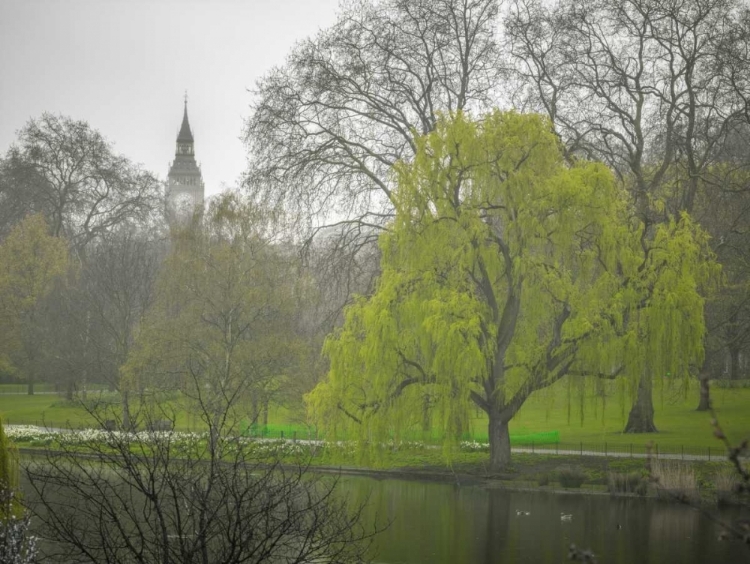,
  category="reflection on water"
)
[338,477,748,564]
